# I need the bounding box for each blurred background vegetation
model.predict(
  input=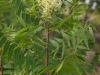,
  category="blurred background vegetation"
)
[80,0,100,75]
